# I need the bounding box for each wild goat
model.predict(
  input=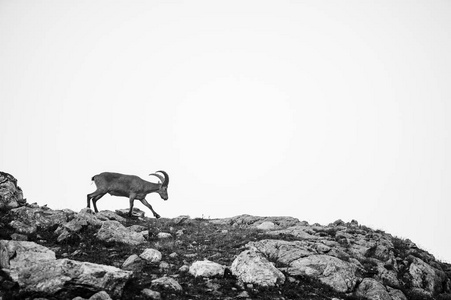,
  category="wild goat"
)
[87,171,169,218]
